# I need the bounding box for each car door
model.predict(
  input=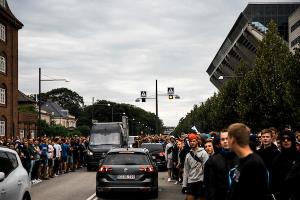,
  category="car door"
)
[0,151,21,200]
